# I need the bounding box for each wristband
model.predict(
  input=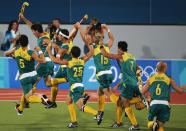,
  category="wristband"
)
[100,45,104,49]
[56,54,60,58]
[39,51,43,54]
